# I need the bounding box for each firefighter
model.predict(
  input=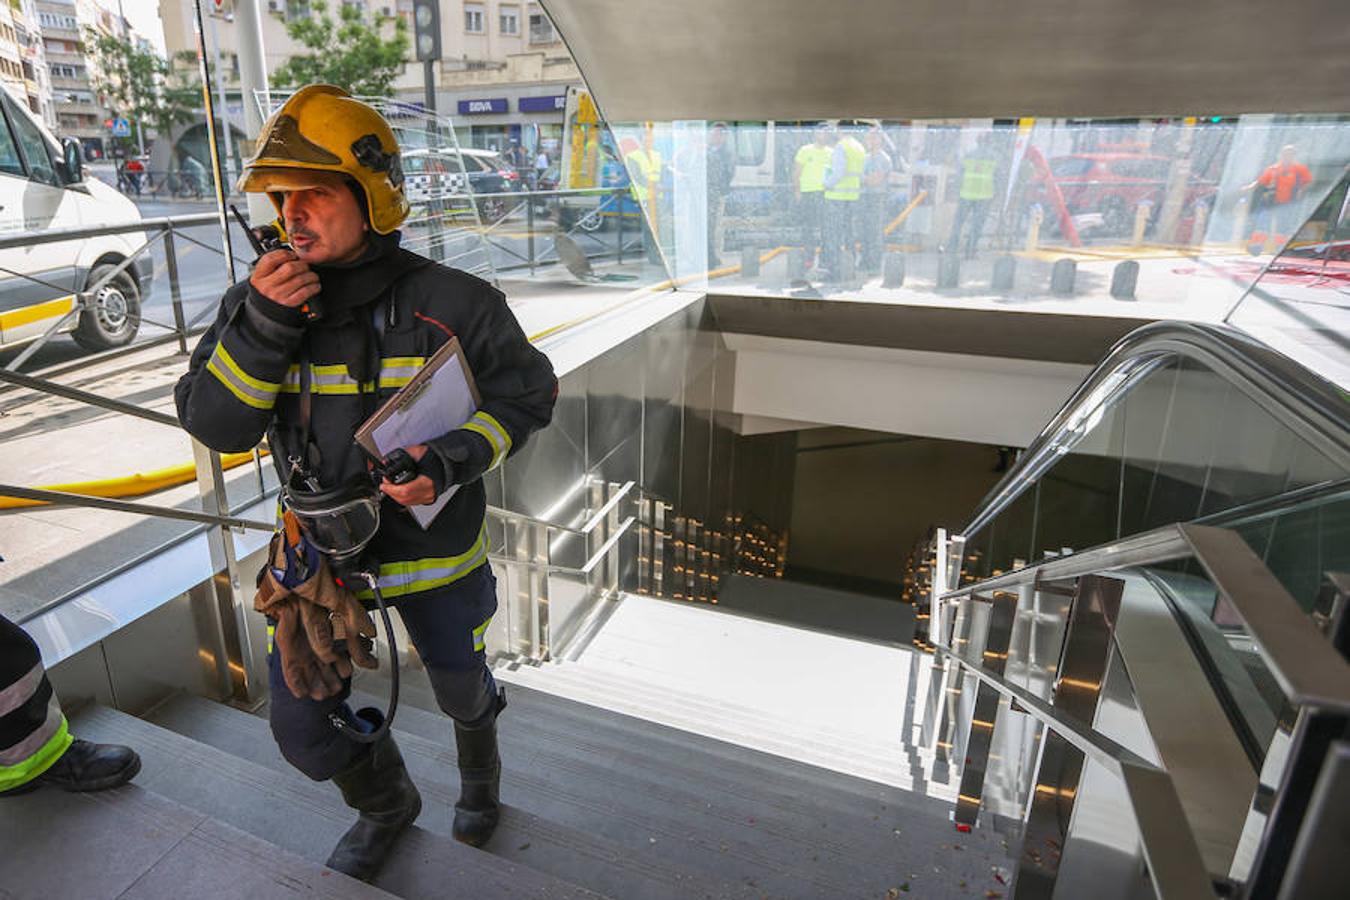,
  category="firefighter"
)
[175,85,557,882]
[0,614,141,797]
